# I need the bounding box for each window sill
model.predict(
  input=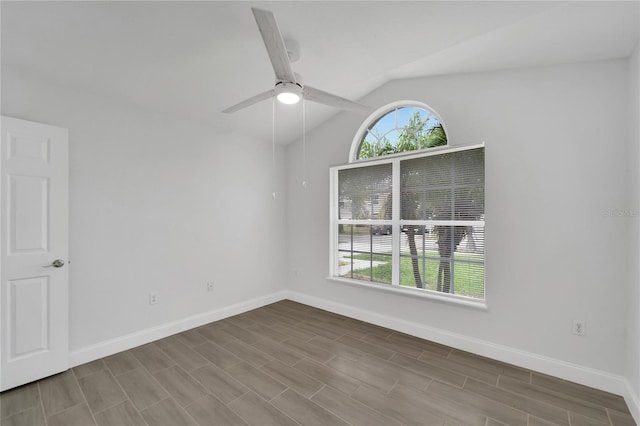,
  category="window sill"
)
[325,276,489,311]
